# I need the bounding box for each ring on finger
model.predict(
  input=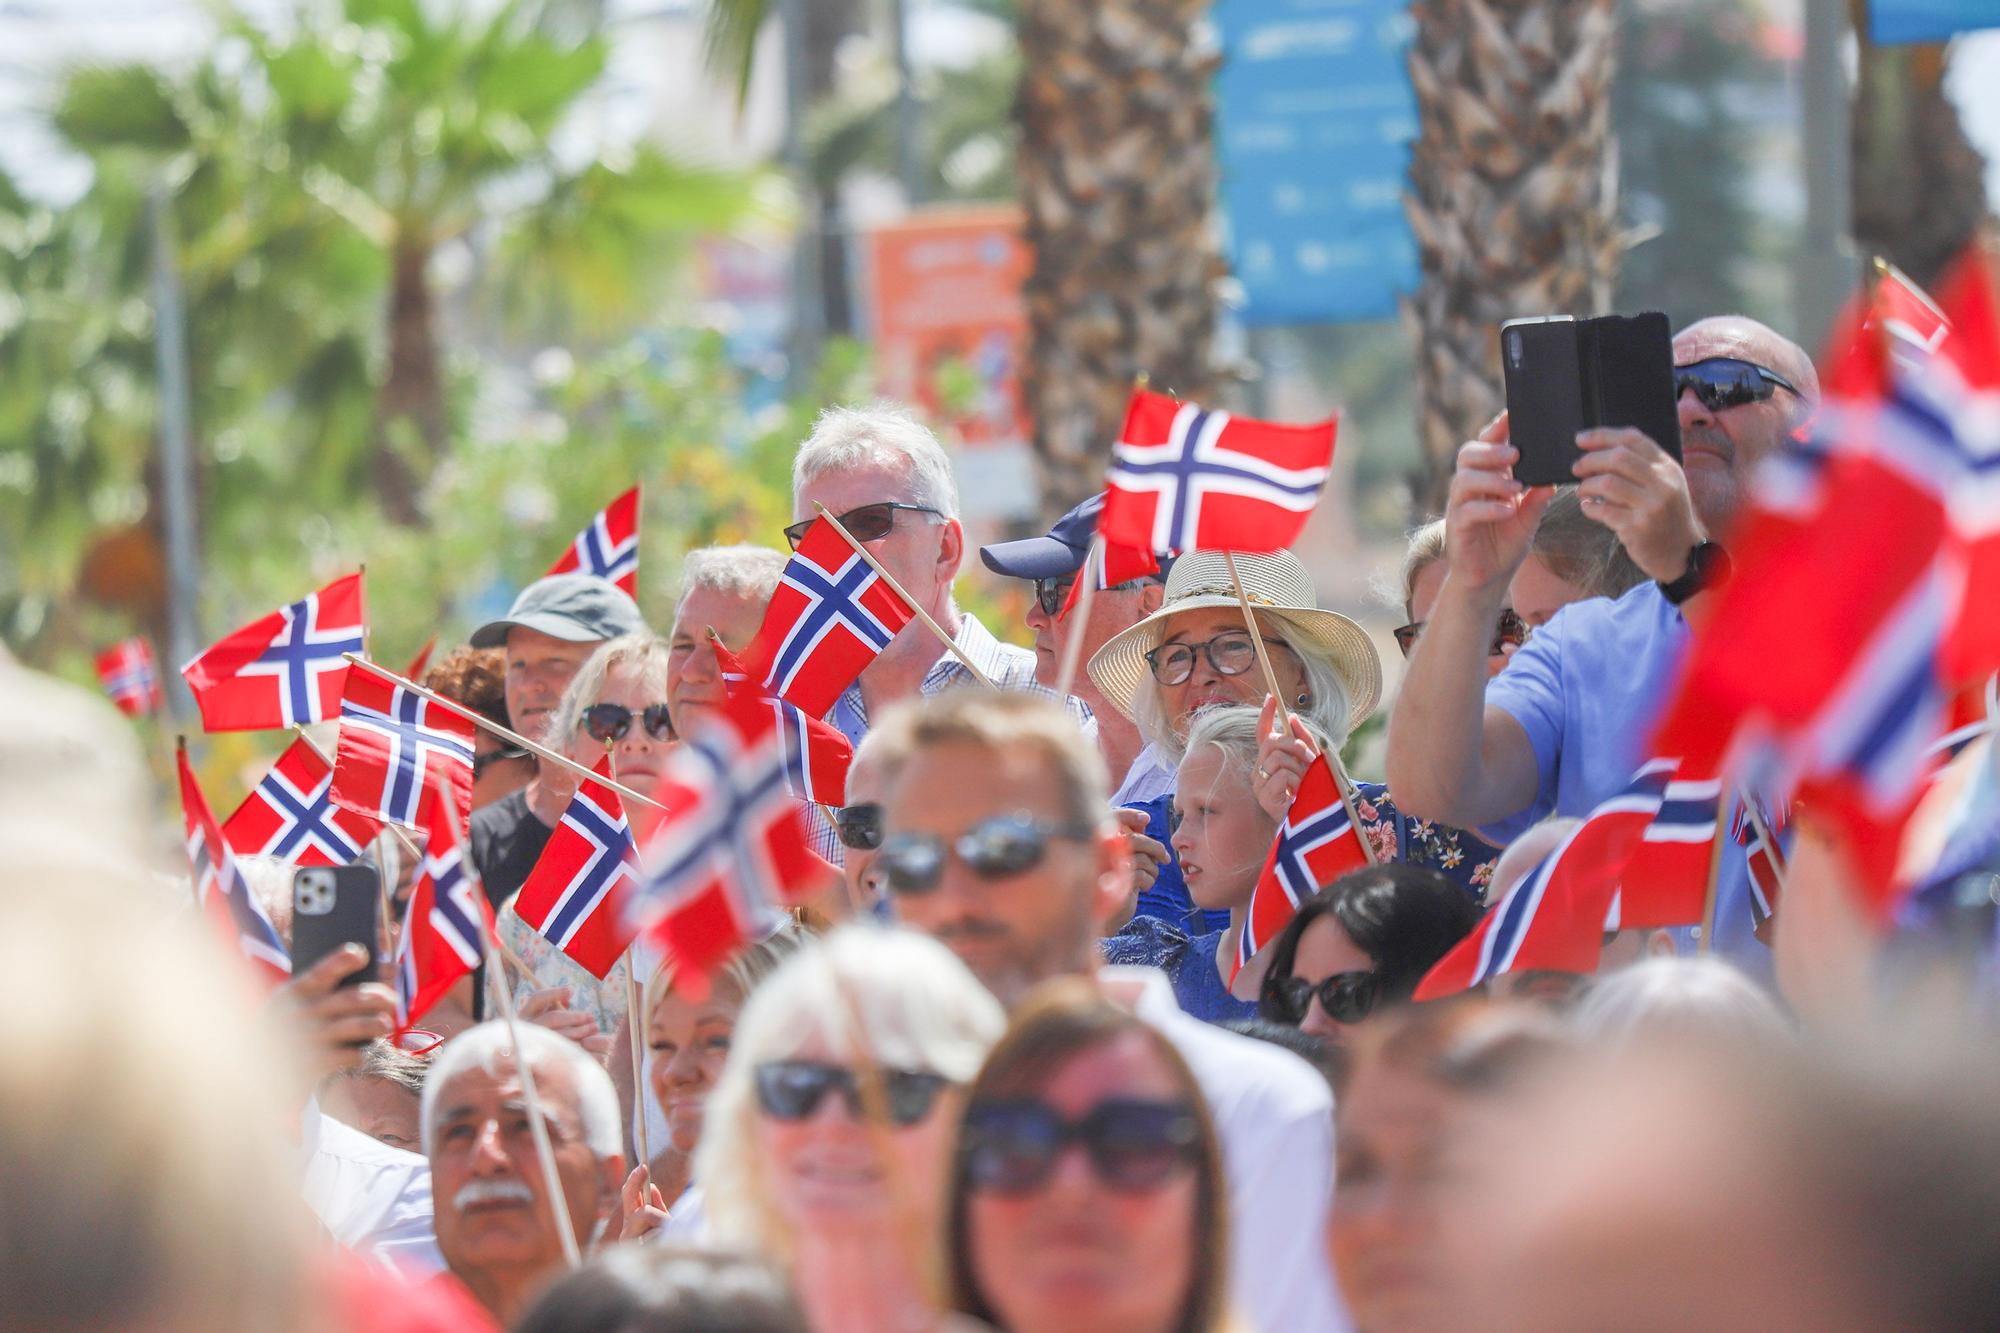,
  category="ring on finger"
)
[1255,766,1269,780]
